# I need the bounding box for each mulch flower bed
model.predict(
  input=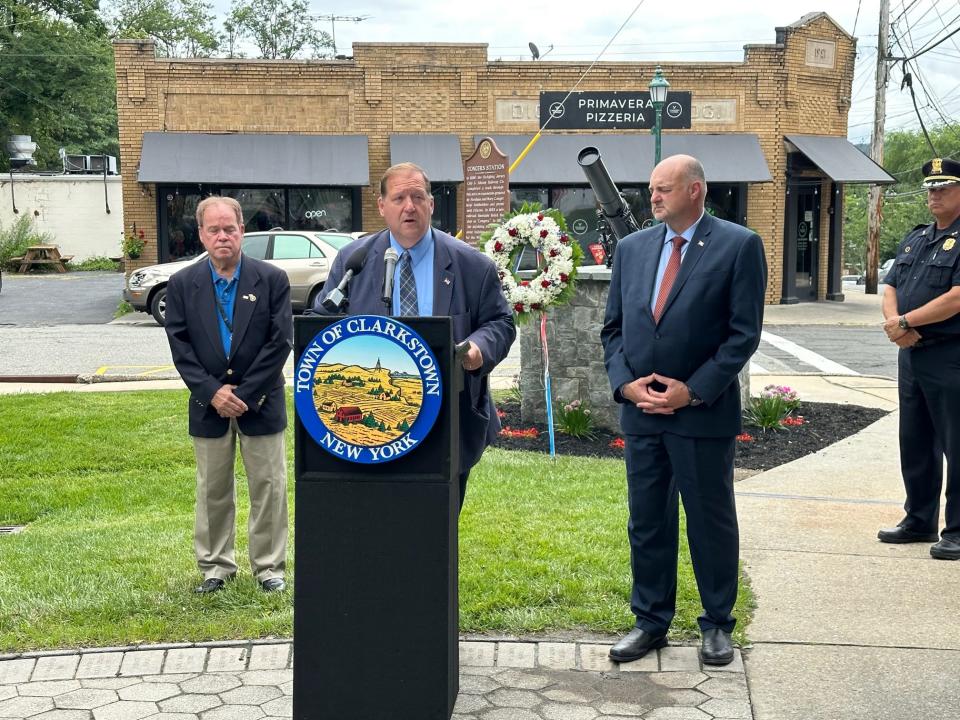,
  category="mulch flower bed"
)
[493,399,889,471]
